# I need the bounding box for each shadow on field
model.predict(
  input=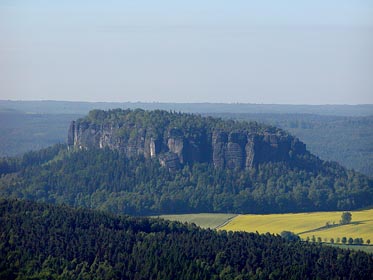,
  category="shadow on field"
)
[298,220,372,235]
